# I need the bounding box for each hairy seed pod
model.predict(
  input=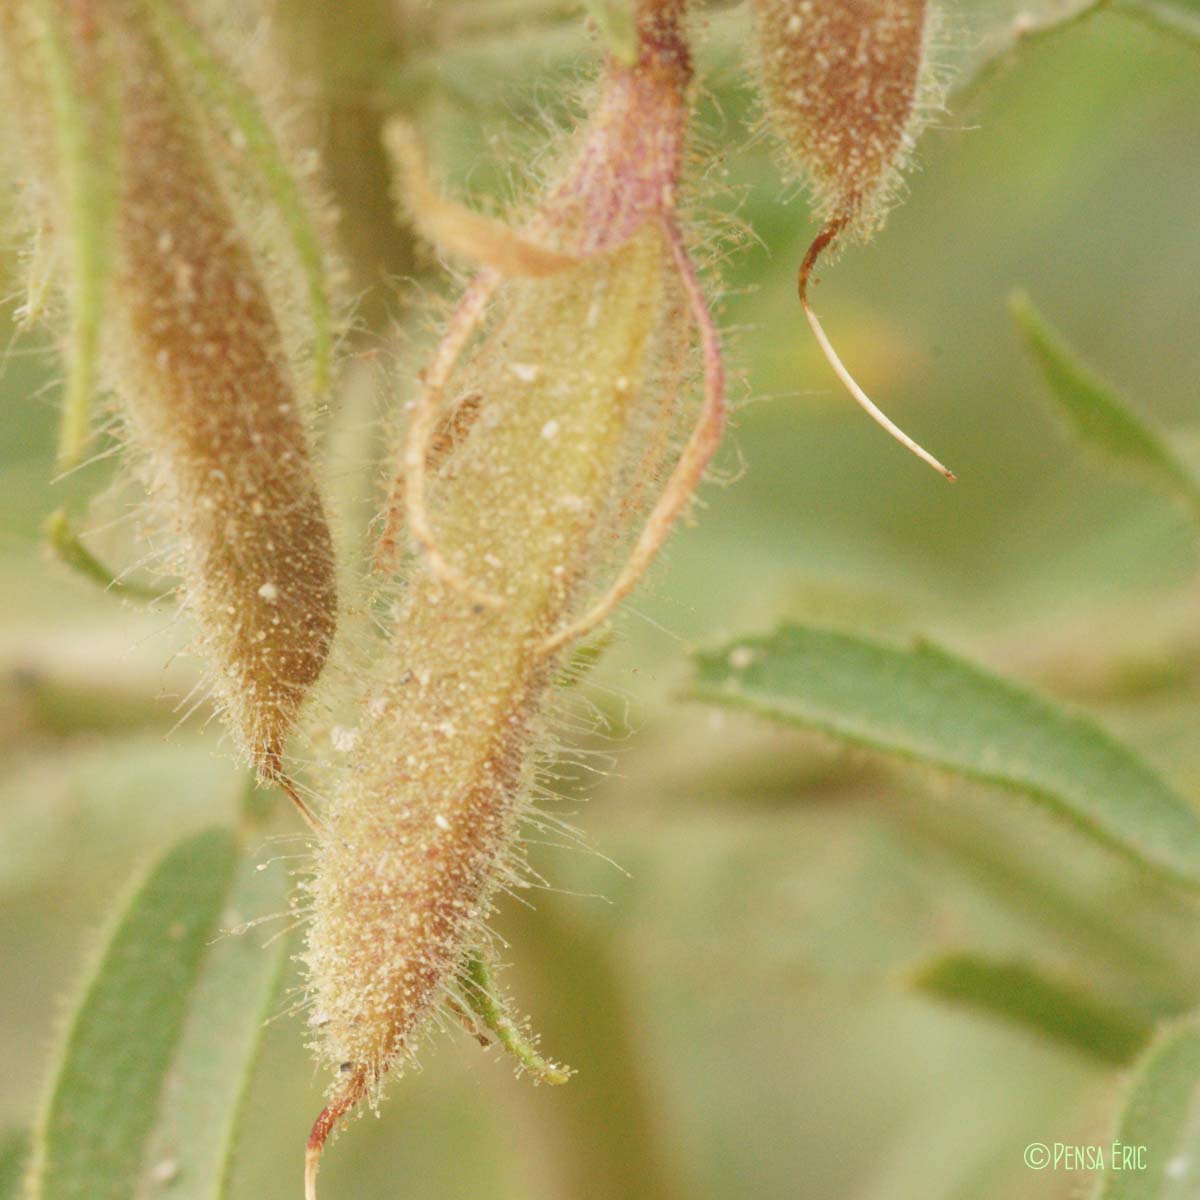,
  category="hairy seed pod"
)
[303,2,719,1191]
[116,20,337,791]
[307,223,675,1084]
[754,0,935,238]
[1,2,338,802]
[752,0,954,481]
